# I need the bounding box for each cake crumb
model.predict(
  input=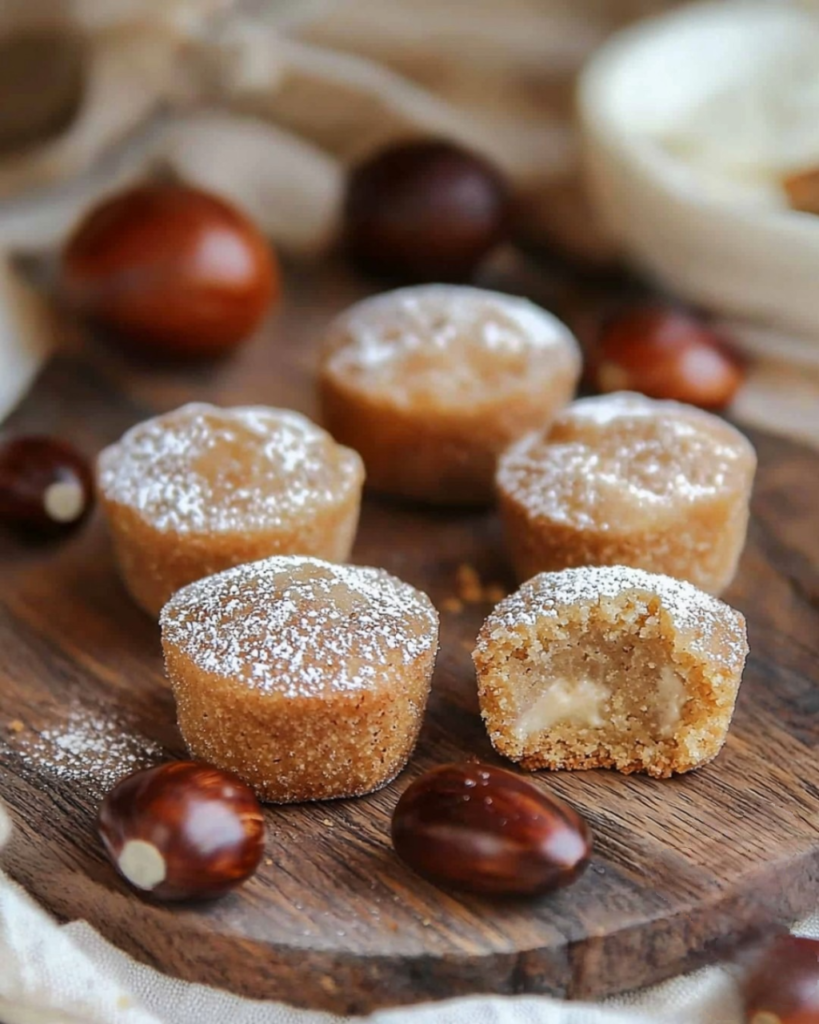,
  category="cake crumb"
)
[454,565,508,605]
[7,720,24,734]
[456,564,484,603]
[265,858,274,867]
[322,818,333,827]
[784,165,819,214]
